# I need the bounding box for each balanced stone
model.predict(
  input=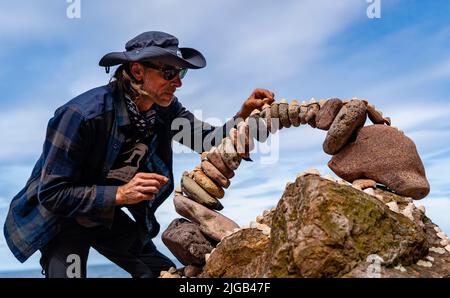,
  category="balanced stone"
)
[247,109,270,142]
[278,99,291,128]
[218,137,241,170]
[192,167,225,199]
[323,99,367,155]
[288,100,301,127]
[328,125,430,199]
[174,195,240,242]
[206,146,234,179]
[316,98,343,130]
[270,102,282,130]
[162,218,214,266]
[181,172,223,210]
[201,160,230,188]
[367,104,384,124]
